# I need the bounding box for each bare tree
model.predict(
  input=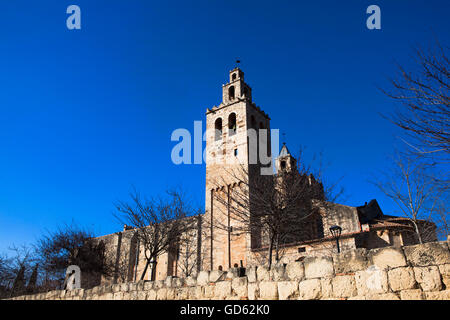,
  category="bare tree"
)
[0,254,12,298]
[174,214,208,278]
[0,254,13,292]
[114,189,197,281]
[209,149,333,270]
[3,245,36,297]
[36,223,113,289]
[381,41,449,188]
[372,152,444,243]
